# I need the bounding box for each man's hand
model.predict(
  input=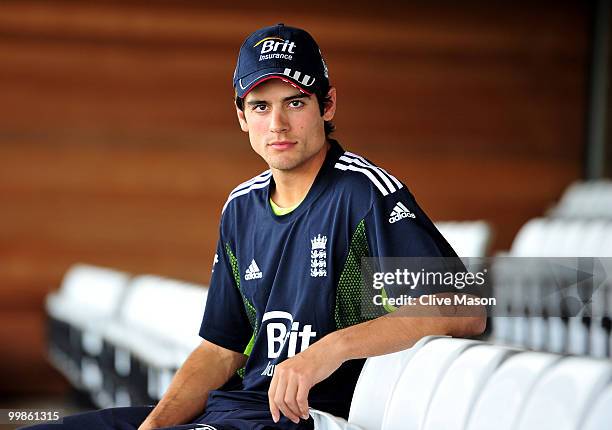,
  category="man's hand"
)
[268,341,344,423]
